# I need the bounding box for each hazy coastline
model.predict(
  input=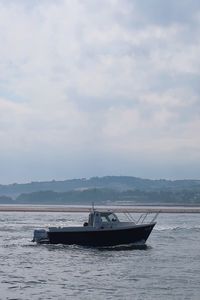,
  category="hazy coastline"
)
[1,176,200,208]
